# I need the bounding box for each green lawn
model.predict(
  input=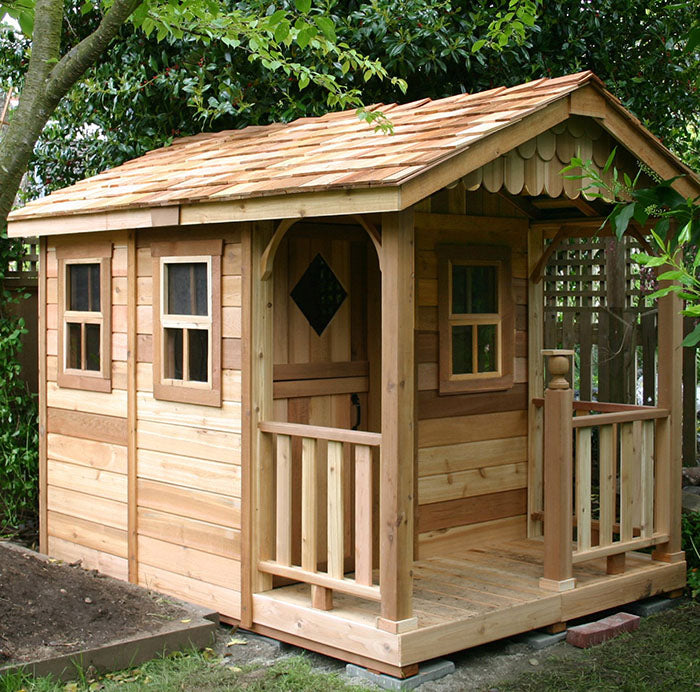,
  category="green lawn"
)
[0,655,372,692]
[500,602,699,692]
